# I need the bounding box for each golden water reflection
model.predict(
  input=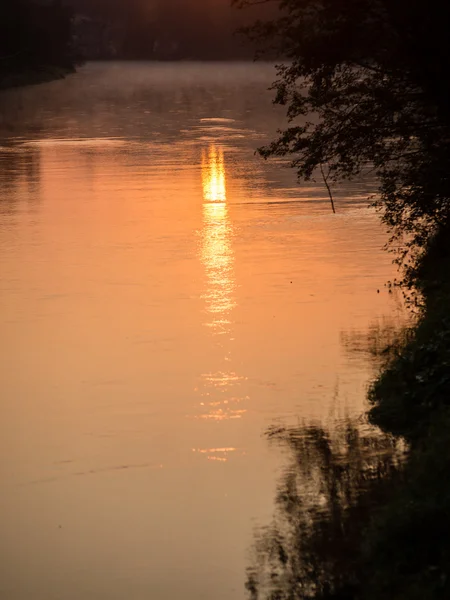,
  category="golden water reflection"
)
[196,145,247,429]
[195,370,249,422]
[200,145,236,334]
[192,447,238,463]
[202,145,227,203]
